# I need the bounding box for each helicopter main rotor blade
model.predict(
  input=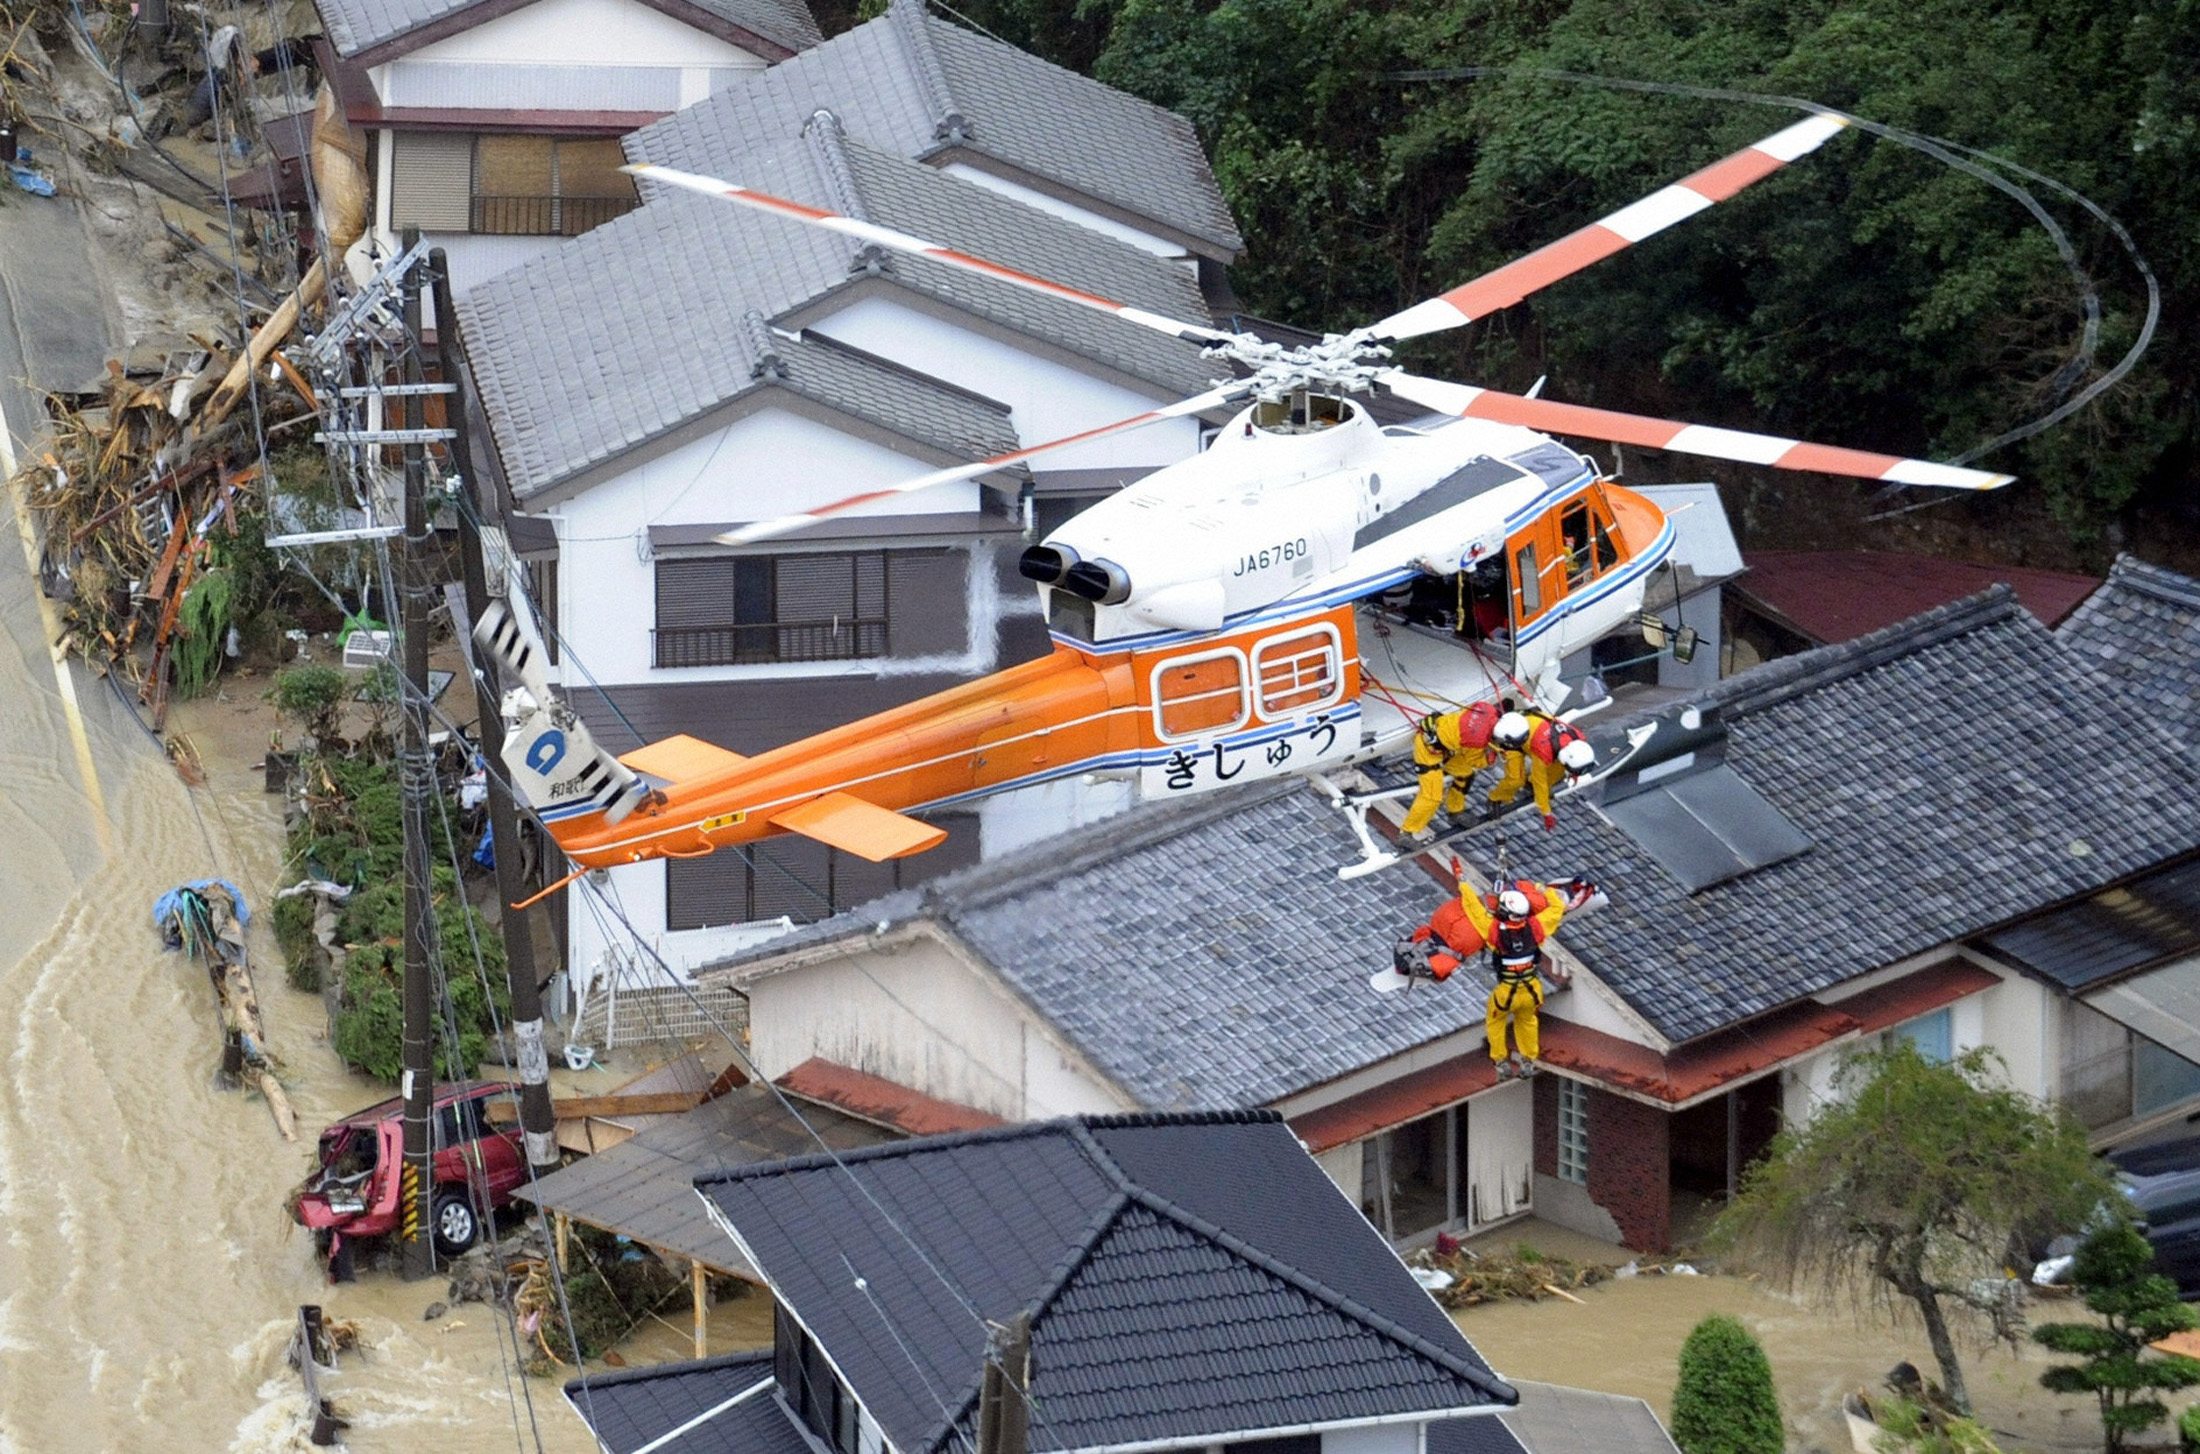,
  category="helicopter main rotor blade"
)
[1370,114,1850,343]
[624,163,1235,347]
[1381,372,2013,490]
[715,381,1255,546]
